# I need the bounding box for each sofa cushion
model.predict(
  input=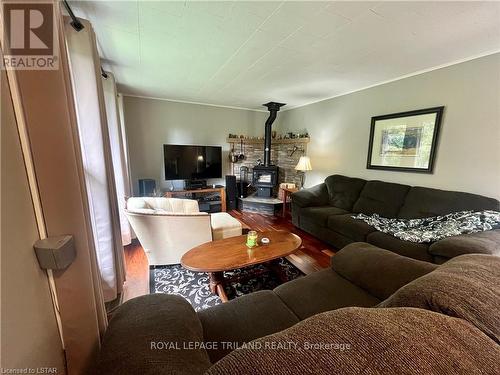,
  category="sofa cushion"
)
[95,294,211,375]
[291,183,329,208]
[324,175,366,210]
[429,230,500,259]
[380,254,500,344]
[300,206,348,226]
[274,268,379,320]
[366,231,433,262]
[327,214,376,242]
[296,219,354,249]
[198,290,299,363]
[398,186,500,219]
[353,181,410,218]
[206,307,500,375]
[332,243,437,300]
